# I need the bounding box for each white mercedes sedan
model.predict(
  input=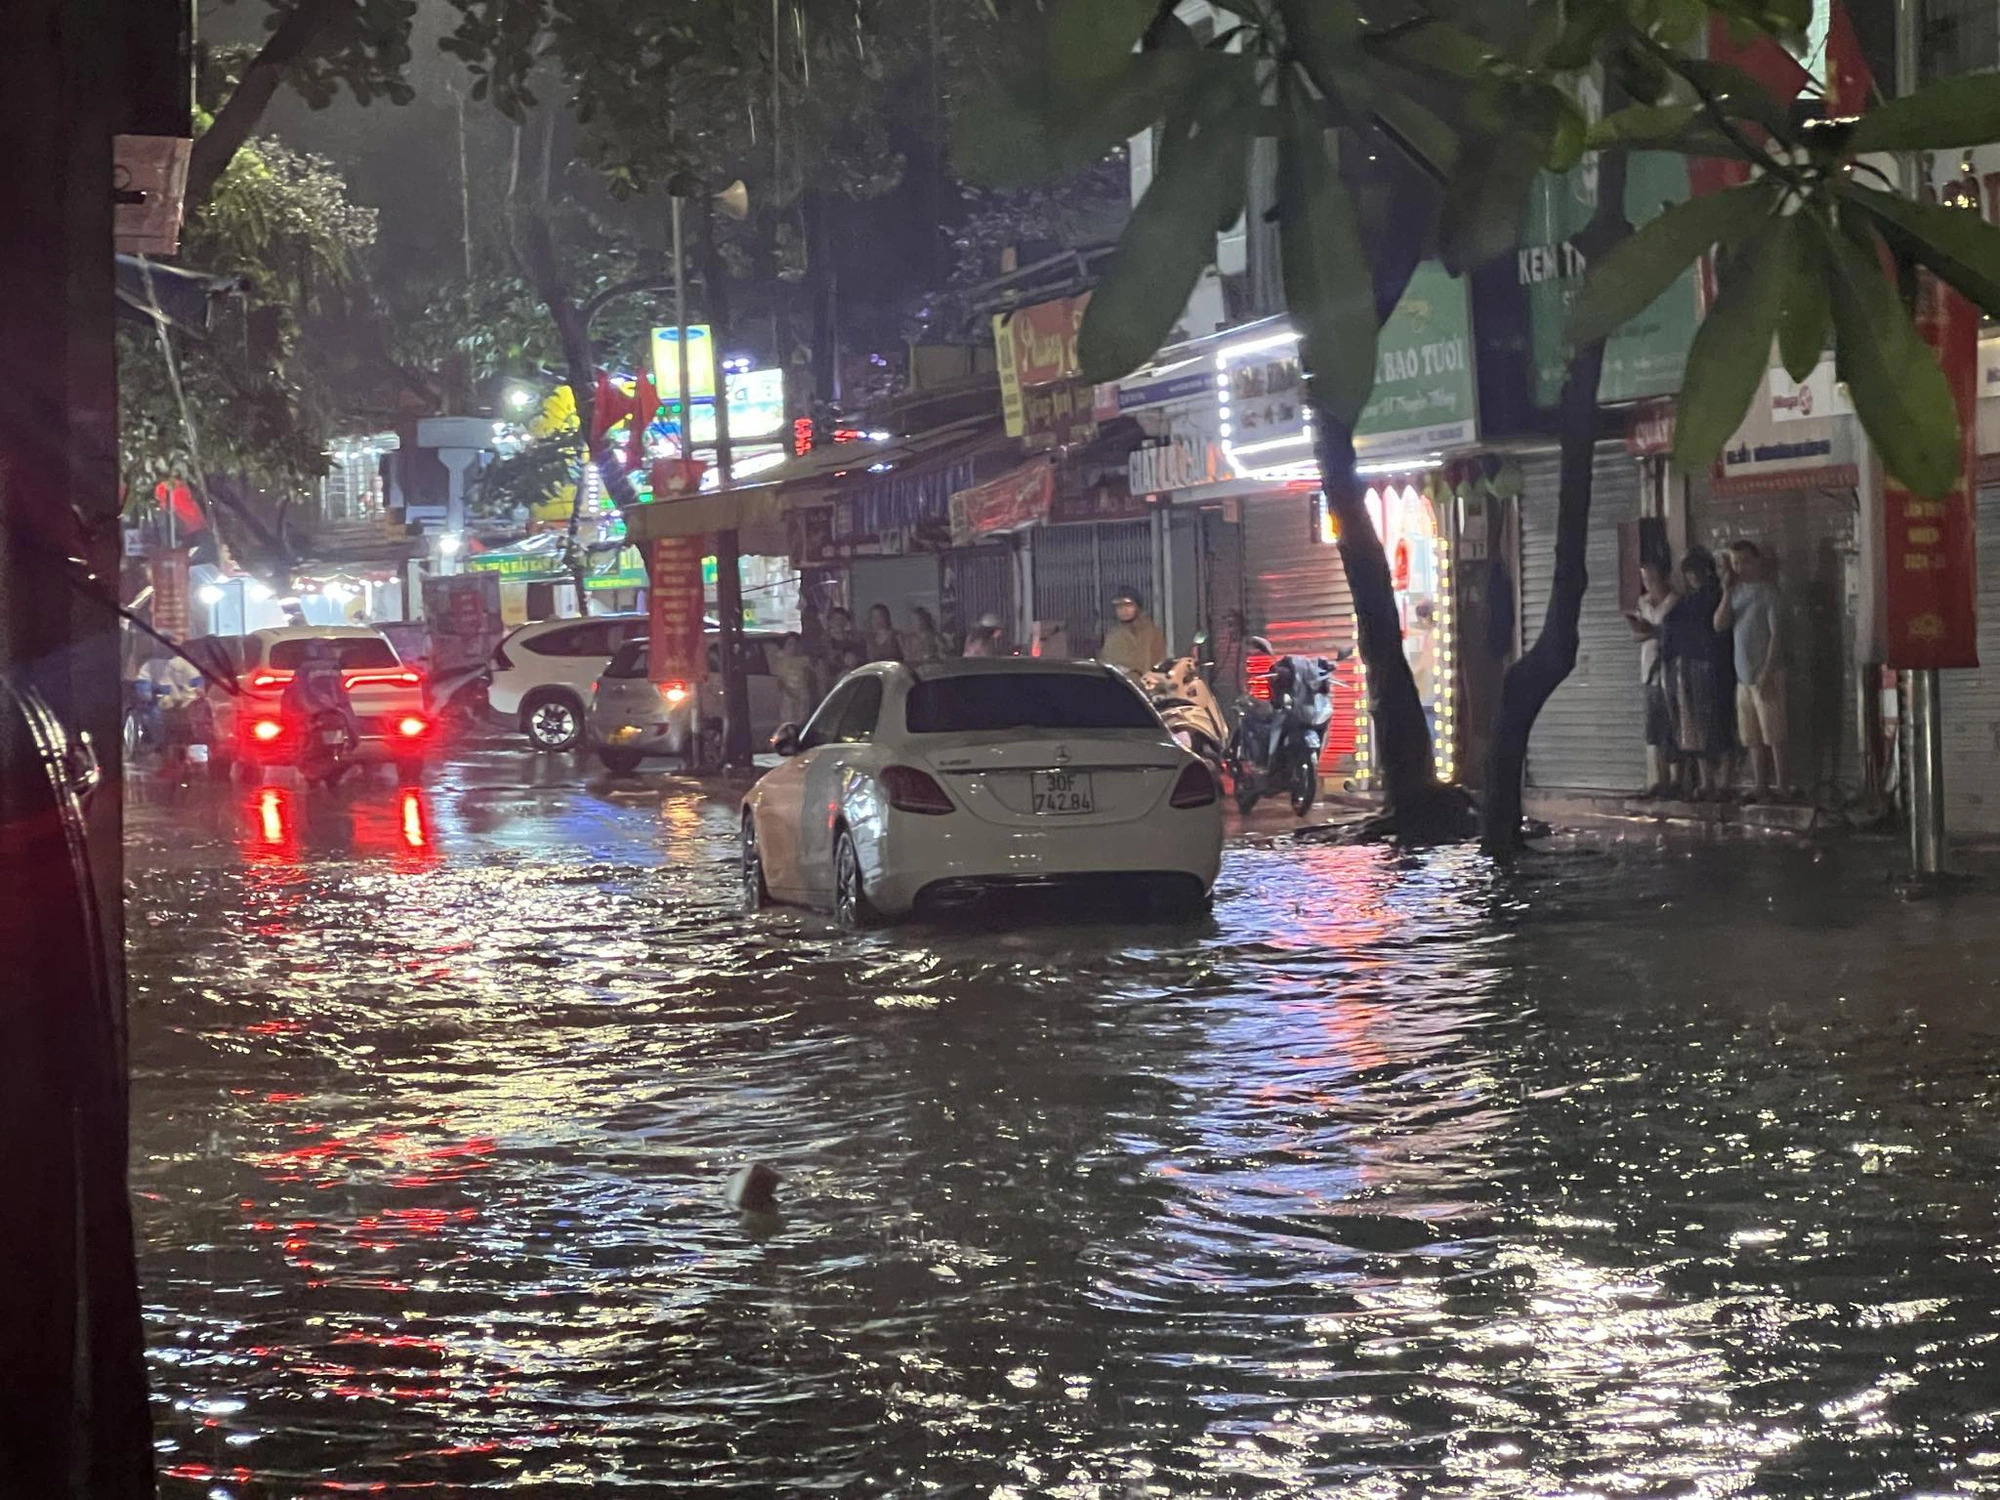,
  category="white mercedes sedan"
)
[740,657,1224,928]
